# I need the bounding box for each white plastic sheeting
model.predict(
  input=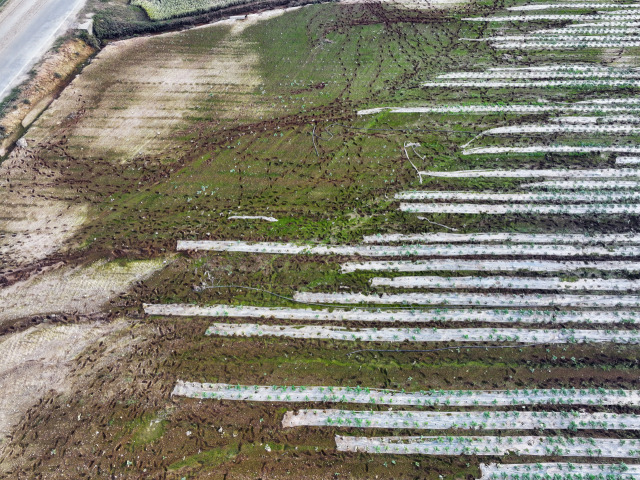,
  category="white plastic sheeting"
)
[335,435,640,457]
[395,191,640,202]
[523,181,640,189]
[293,291,640,307]
[494,41,640,49]
[553,27,640,33]
[205,322,640,344]
[179,241,640,257]
[438,68,640,79]
[399,203,640,215]
[370,275,640,291]
[482,124,640,135]
[464,14,640,21]
[462,146,640,155]
[617,157,640,165]
[362,232,640,244]
[283,409,640,430]
[172,381,640,406]
[423,80,640,88]
[358,104,640,115]
[228,215,278,222]
[507,4,640,10]
[419,169,640,178]
[342,260,640,273]
[145,304,640,325]
[551,116,640,123]
[484,36,640,43]
[478,463,640,480]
